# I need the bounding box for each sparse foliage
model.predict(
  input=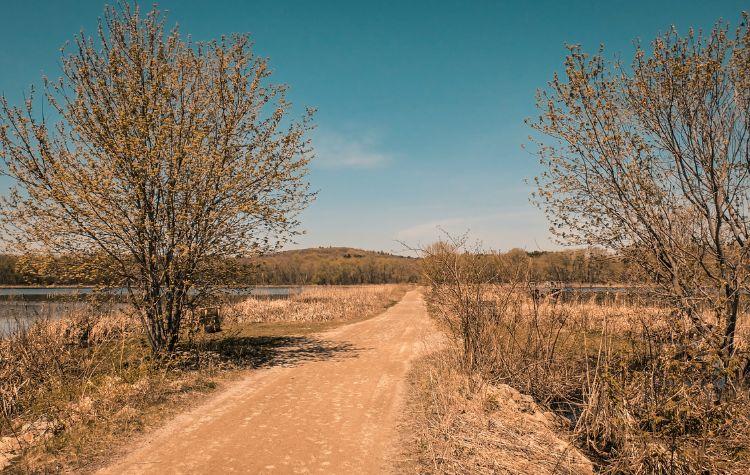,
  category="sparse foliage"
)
[0,4,314,353]
[530,15,750,376]
[419,236,750,473]
[418,235,528,373]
